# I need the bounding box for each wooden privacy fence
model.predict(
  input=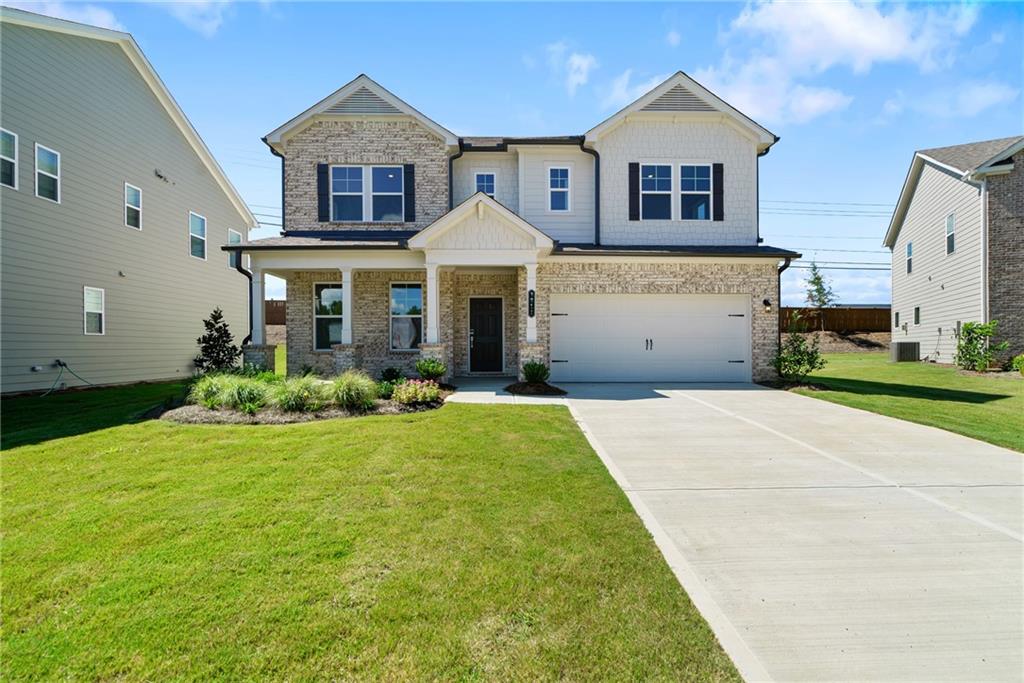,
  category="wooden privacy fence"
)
[780,307,891,332]
[265,299,286,325]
